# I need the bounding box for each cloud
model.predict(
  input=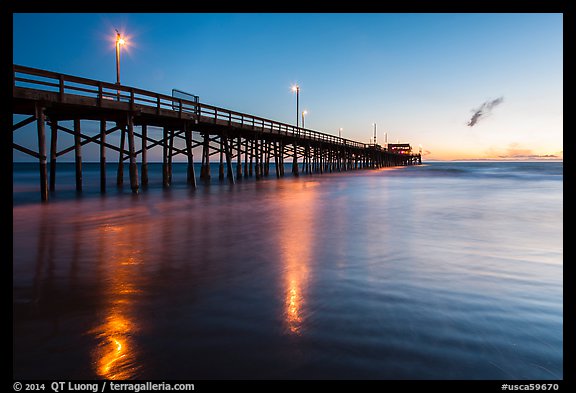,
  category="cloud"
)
[497,153,560,159]
[467,97,504,127]
[485,144,562,160]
